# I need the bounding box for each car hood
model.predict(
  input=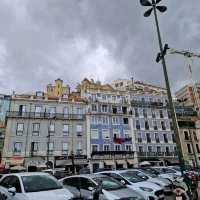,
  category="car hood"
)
[25,188,73,200]
[147,178,168,186]
[106,188,143,199]
[129,181,162,191]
